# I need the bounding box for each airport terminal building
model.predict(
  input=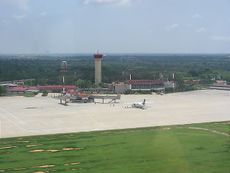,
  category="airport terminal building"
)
[128,80,165,91]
